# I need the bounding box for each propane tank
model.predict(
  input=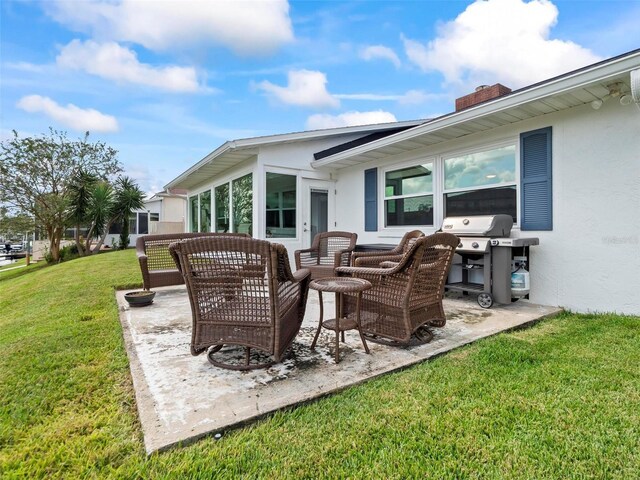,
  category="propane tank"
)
[511,265,530,297]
